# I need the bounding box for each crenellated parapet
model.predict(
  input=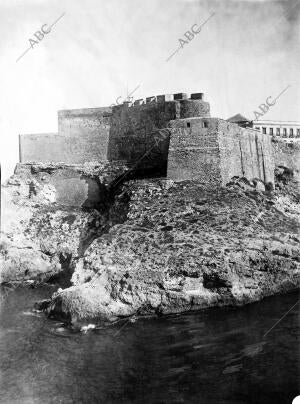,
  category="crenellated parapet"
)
[112,92,210,119]
[130,92,204,106]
